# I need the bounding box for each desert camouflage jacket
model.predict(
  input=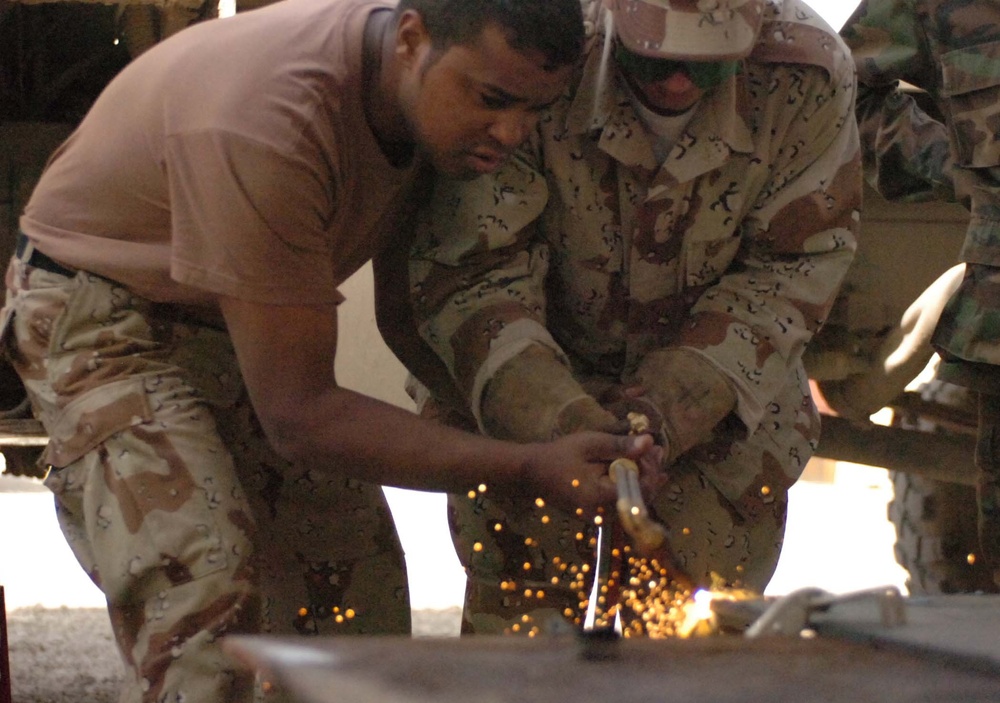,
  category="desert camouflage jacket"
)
[842,0,1000,267]
[403,0,860,460]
